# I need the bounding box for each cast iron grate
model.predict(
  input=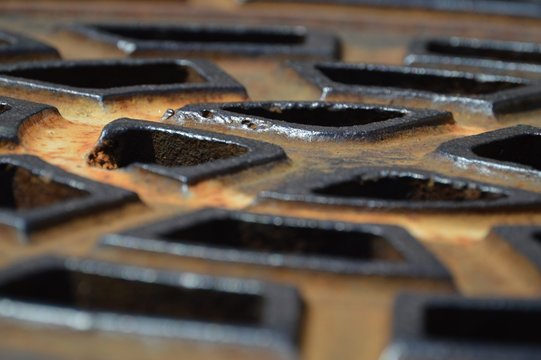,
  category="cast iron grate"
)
[101,208,451,279]
[261,167,541,211]
[174,101,454,140]
[289,61,541,117]
[0,96,57,145]
[0,29,59,63]
[0,59,246,102]
[0,154,138,240]
[71,23,341,60]
[405,37,541,75]
[87,118,286,184]
[385,293,541,360]
[438,125,541,176]
[0,256,303,350]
